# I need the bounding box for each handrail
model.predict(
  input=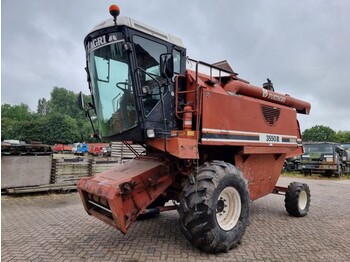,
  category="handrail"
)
[175,74,197,119]
[187,58,232,82]
[175,59,233,133]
